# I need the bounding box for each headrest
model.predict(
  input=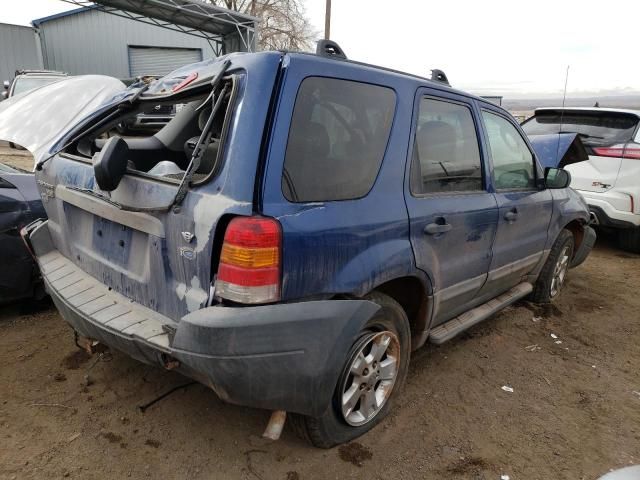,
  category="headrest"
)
[418,121,456,145]
[198,106,211,131]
